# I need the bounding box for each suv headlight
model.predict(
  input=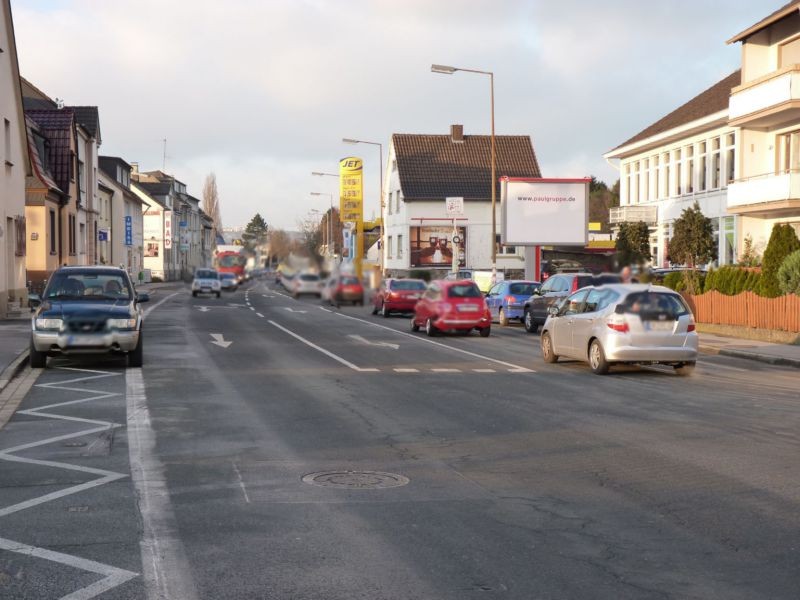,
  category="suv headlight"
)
[107,318,137,330]
[35,317,63,331]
